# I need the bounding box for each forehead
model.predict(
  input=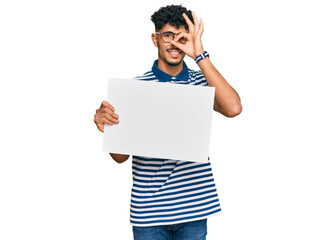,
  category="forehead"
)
[159,23,188,33]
